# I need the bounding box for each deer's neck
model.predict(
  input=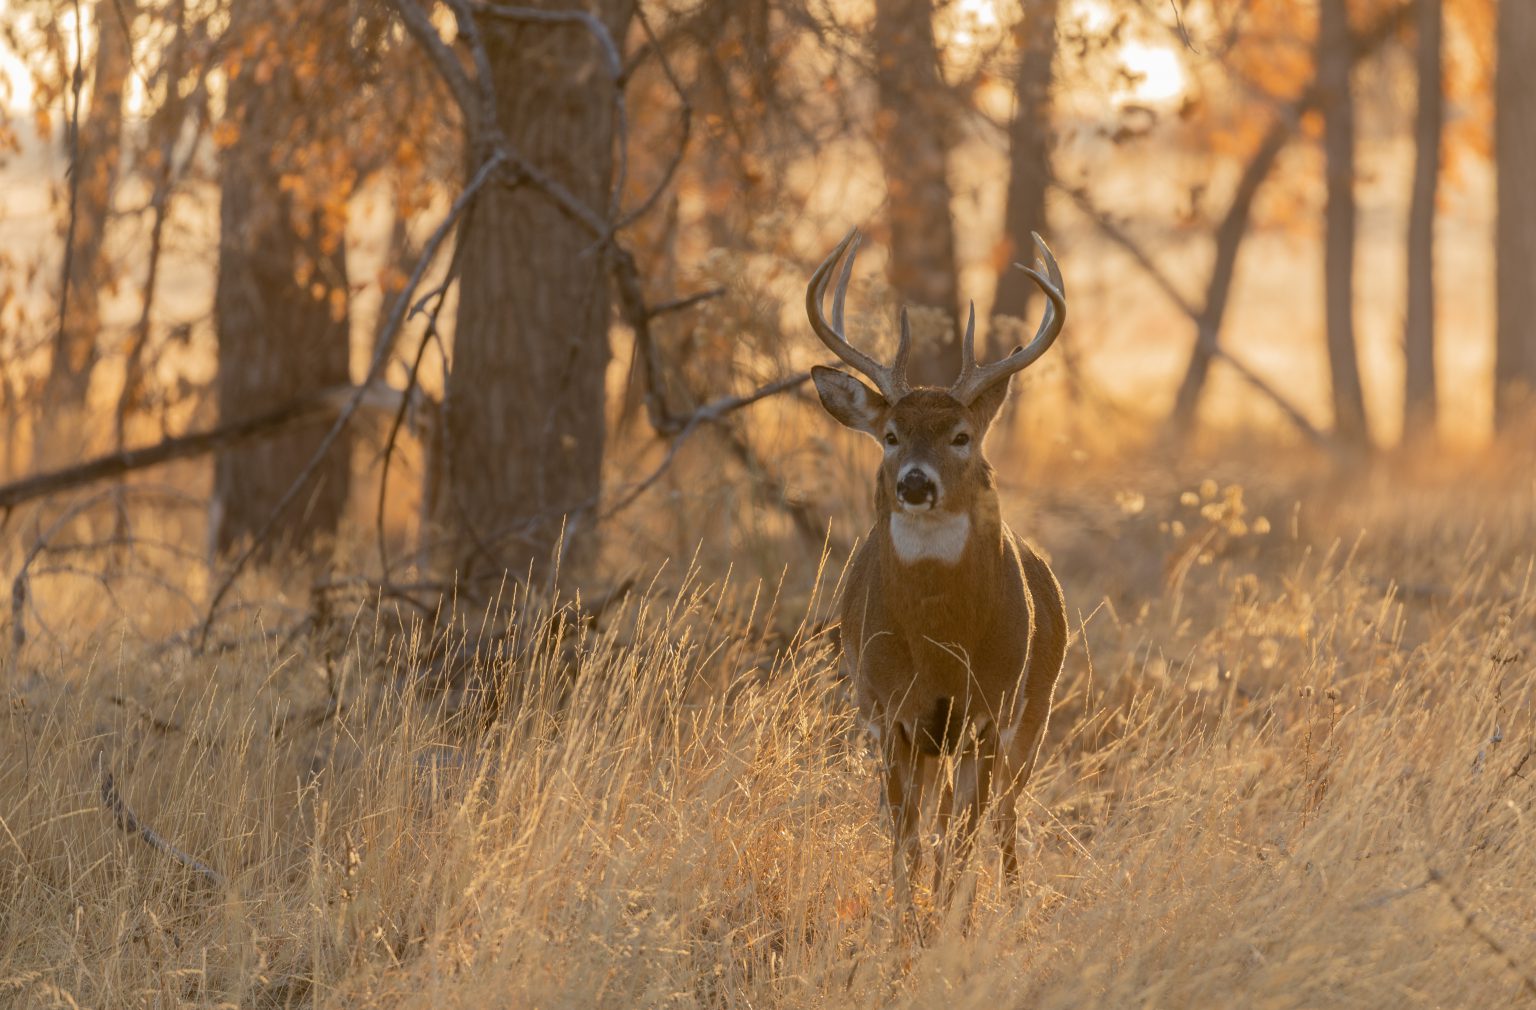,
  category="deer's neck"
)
[879,492,1003,573]
[887,510,972,565]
